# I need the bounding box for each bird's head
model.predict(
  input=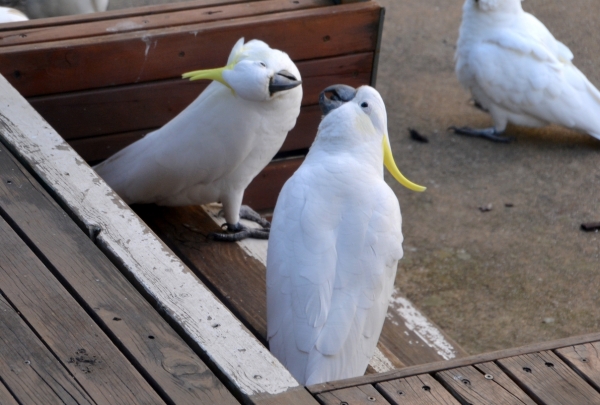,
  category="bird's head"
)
[182,38,302,102]
[319,85,426,192]
[464,0,523,14]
